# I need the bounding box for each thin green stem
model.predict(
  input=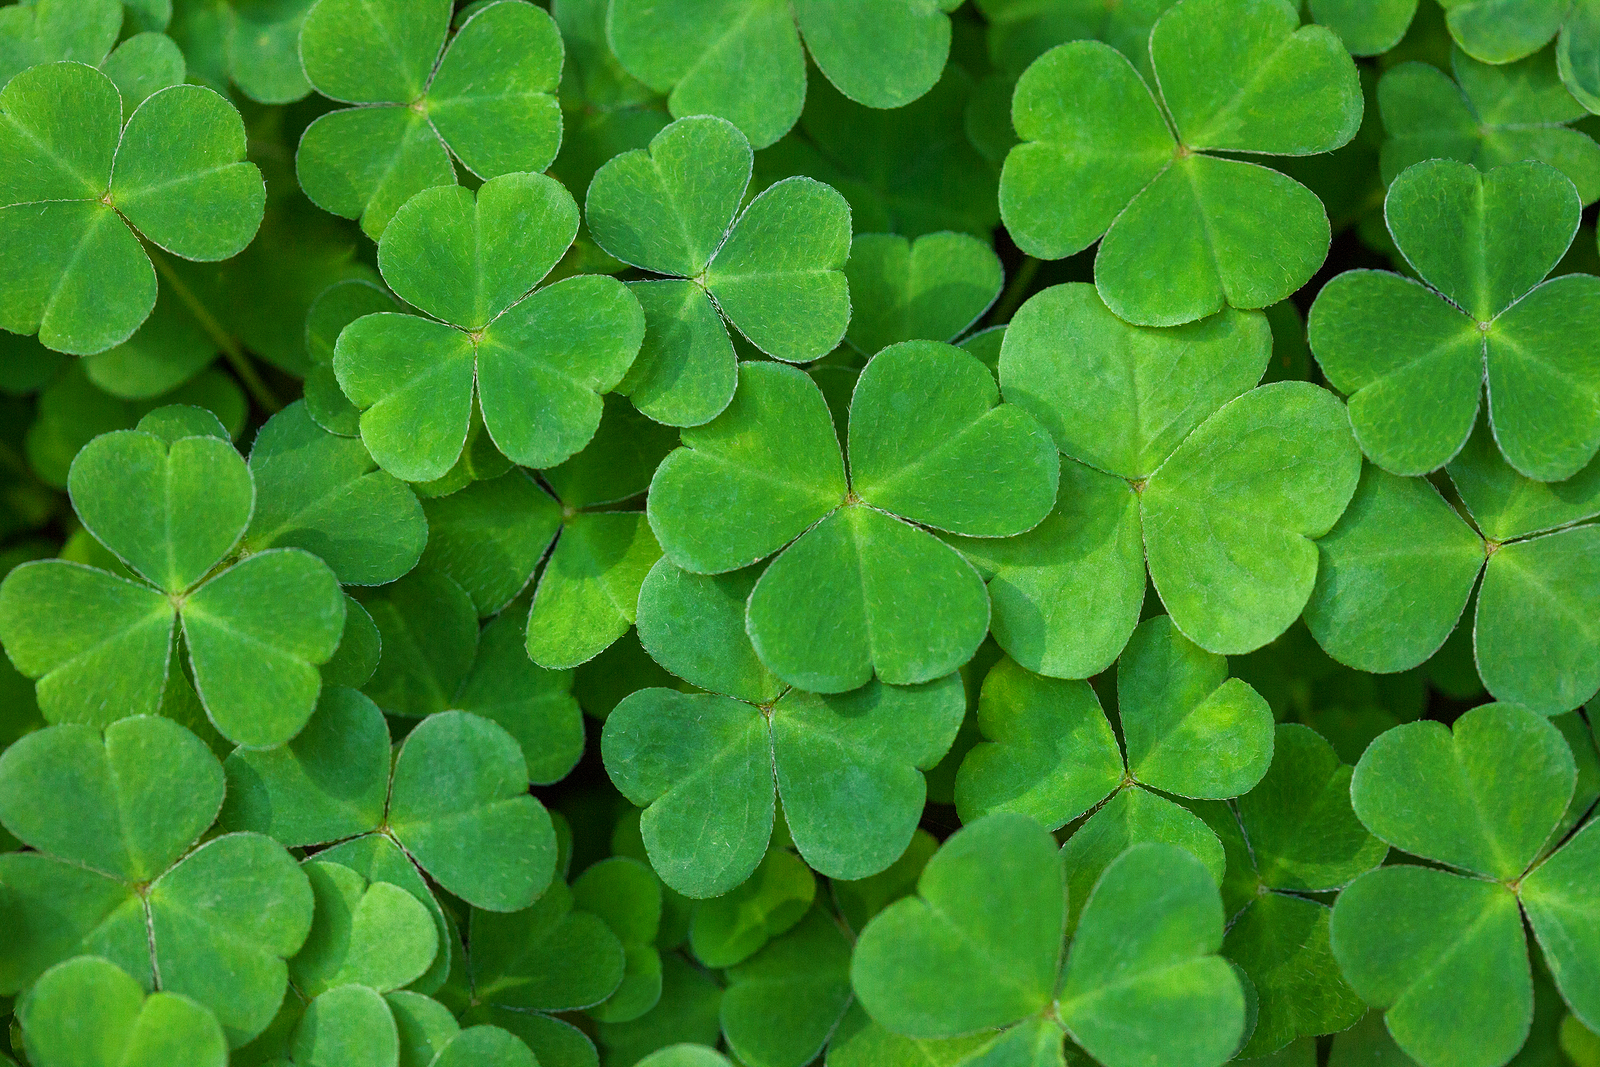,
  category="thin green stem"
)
[146,246,283,414]
[990,255,1041,325]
